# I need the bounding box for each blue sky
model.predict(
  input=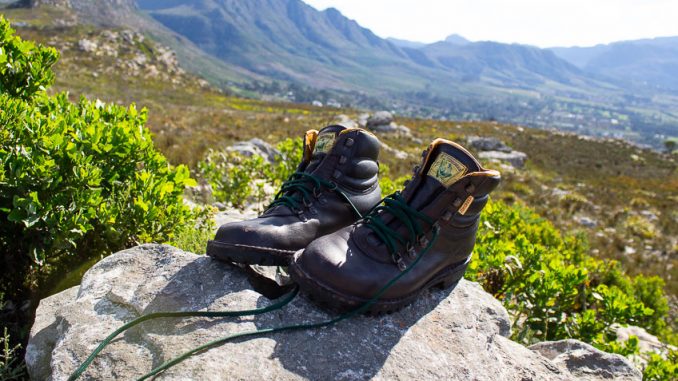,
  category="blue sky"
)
[303,0,678,47]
